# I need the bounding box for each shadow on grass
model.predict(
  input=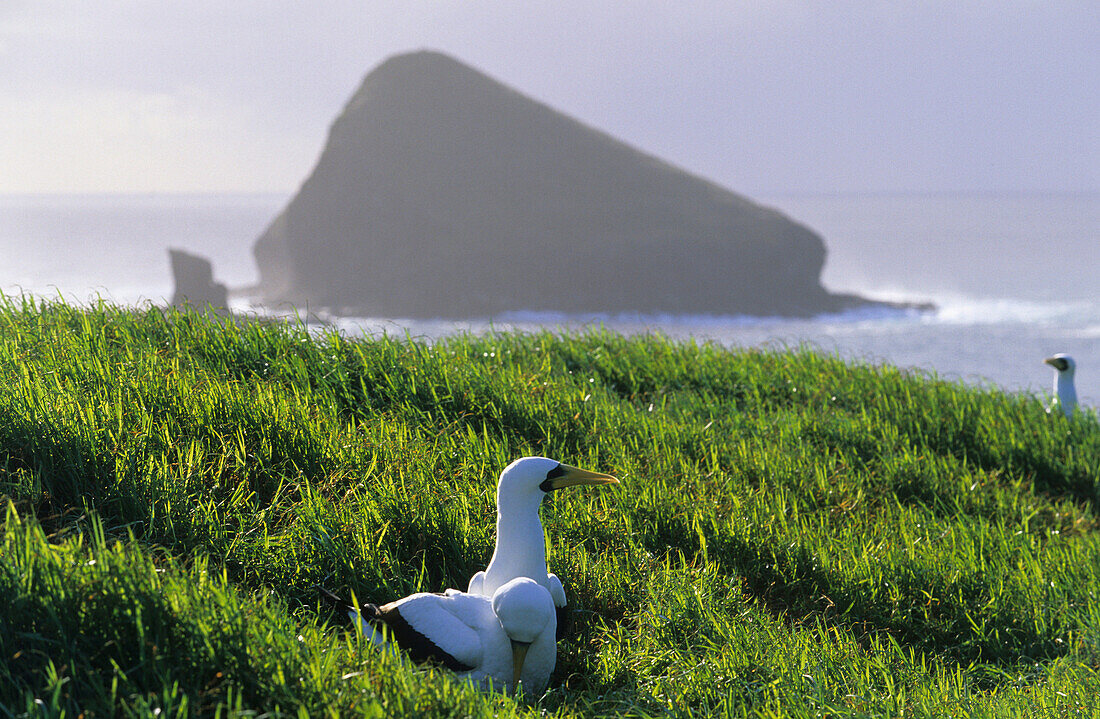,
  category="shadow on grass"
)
[0,405,324,552]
